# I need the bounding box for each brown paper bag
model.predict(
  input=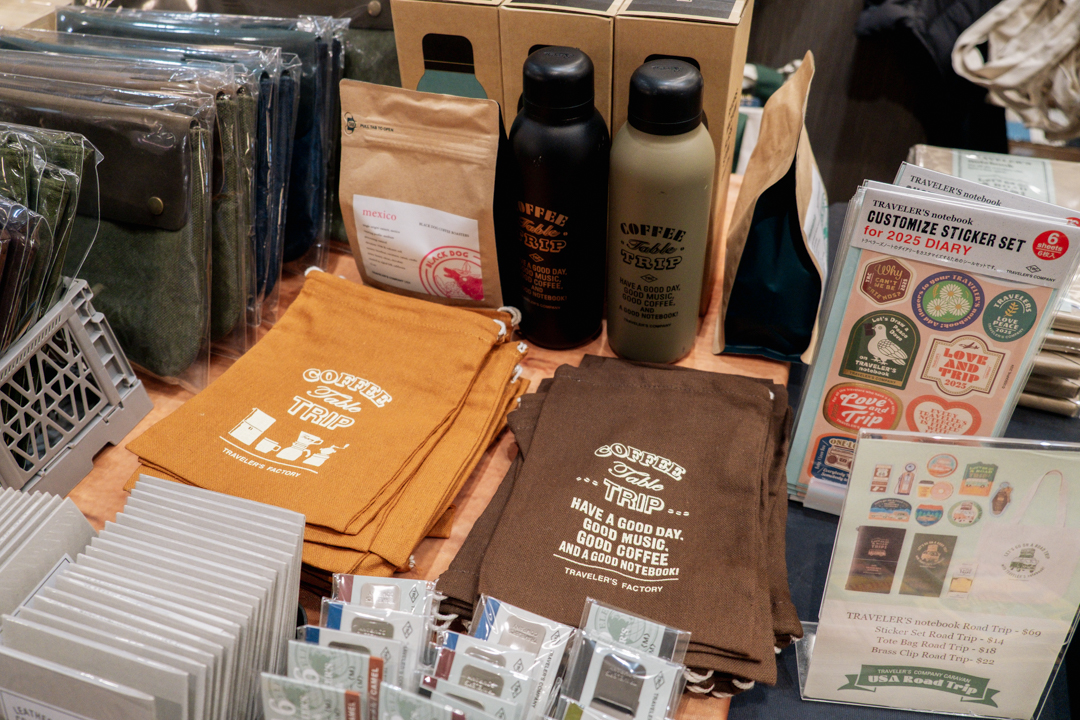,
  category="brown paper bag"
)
[339,80,504,307]
[715,51,828,364]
